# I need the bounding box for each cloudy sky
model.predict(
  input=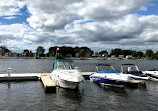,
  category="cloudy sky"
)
[0,0,158,53]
